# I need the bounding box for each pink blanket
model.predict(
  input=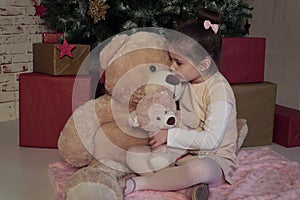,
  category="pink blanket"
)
[49,148,300,200]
